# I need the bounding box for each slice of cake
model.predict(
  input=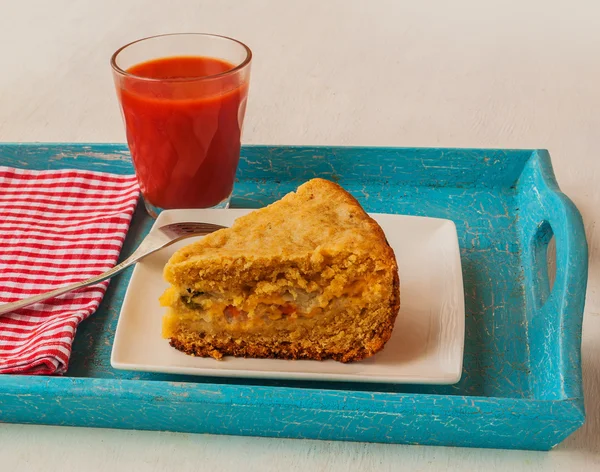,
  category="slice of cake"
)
[159,178,400,362]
